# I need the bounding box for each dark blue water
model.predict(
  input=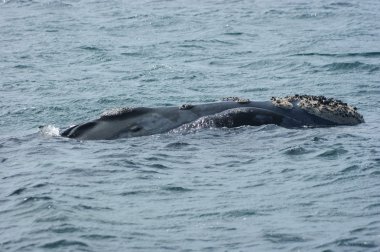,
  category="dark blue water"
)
[1,0,380,251]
